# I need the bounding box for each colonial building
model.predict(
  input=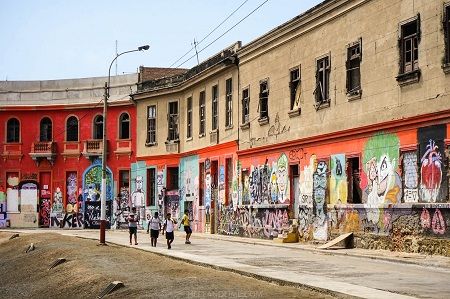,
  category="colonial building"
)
[133,0,450,255]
